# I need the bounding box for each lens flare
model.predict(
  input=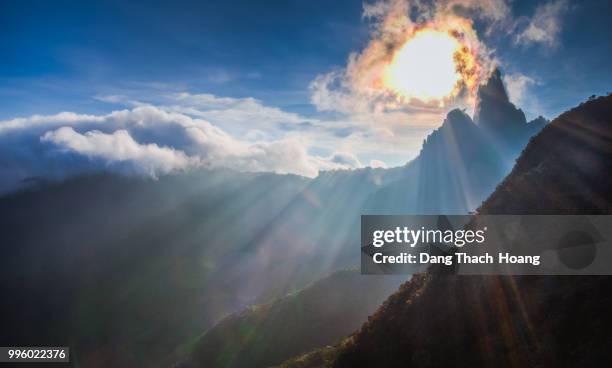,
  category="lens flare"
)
[383,29,462,102]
